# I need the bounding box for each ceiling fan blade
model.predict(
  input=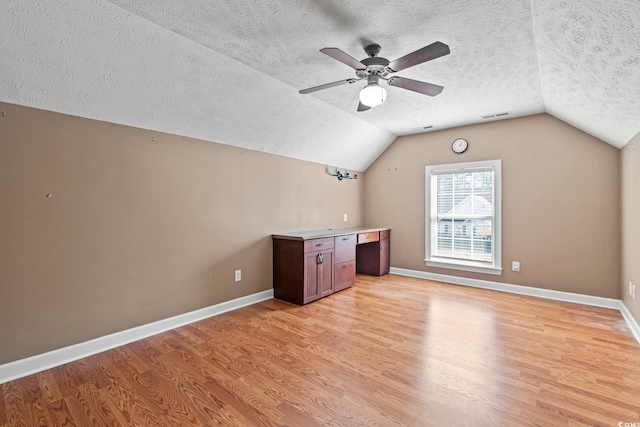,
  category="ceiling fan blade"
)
[357,101,371,112]
[299,78,361,94]
[387,76,444,96]
[386,41,450,73]
[320,48,367,70]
